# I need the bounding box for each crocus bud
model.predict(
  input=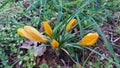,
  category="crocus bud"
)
[80,32,99,46]
[43,22,53,37]
[17,28,27,38]
[51,39,59,48]
[66,19,77,32]
[17,26,47,43]
[24,26,48,43]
